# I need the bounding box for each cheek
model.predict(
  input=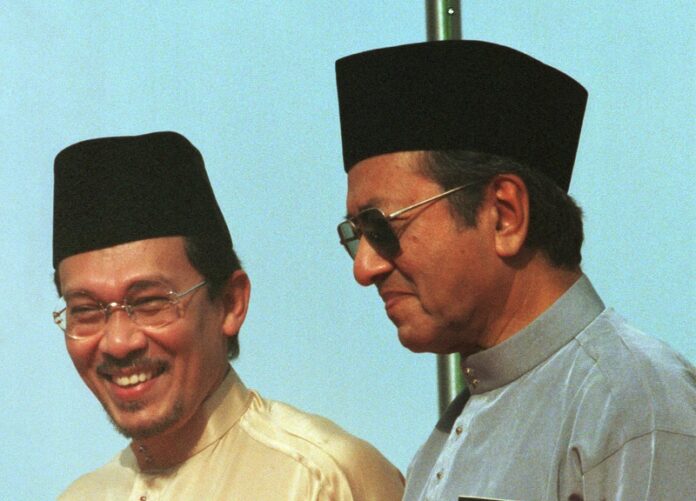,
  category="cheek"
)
[191,303,228,350]
[65,341,104,395]
[156,314,226,366]
[66,340,97,373]
[416,248,481,311]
